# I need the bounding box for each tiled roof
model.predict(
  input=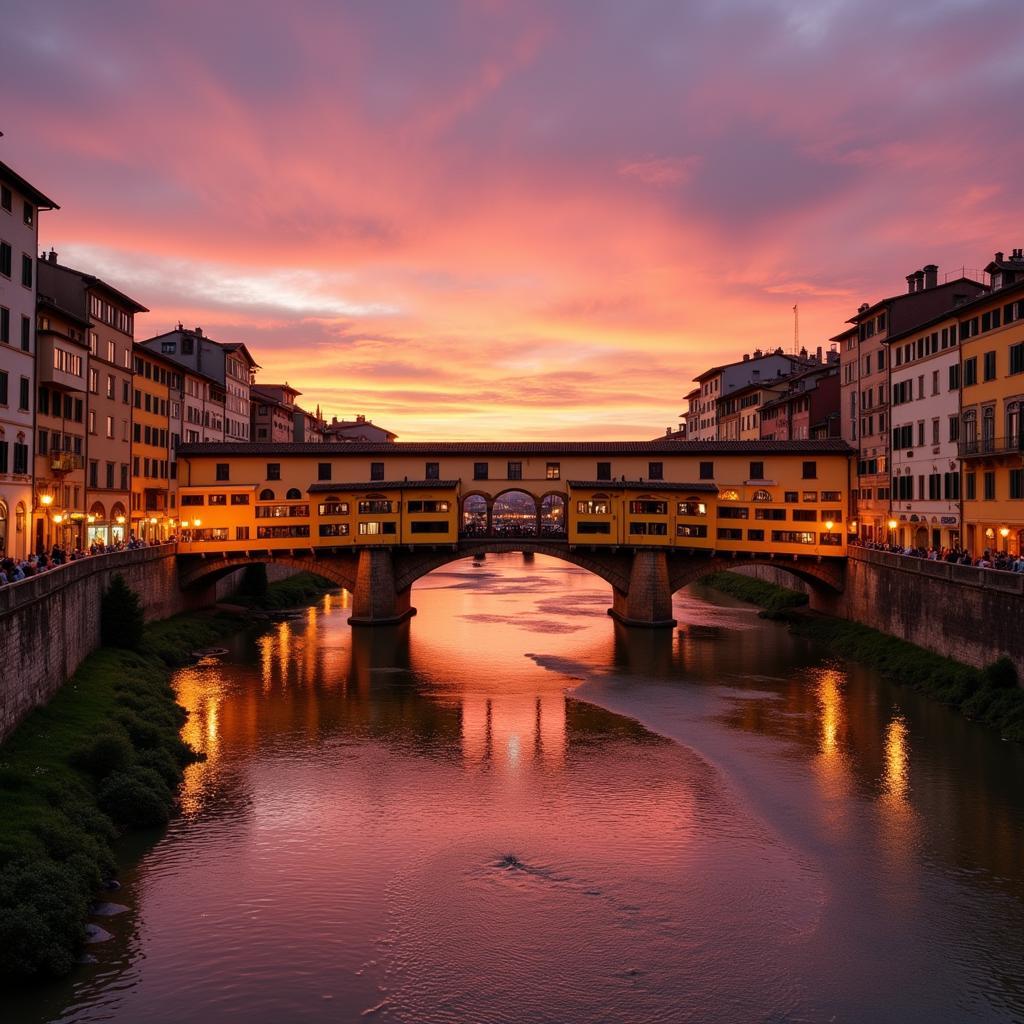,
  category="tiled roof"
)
[177,438,854,457]
[567,480,719,492]
[306,480,458,492]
